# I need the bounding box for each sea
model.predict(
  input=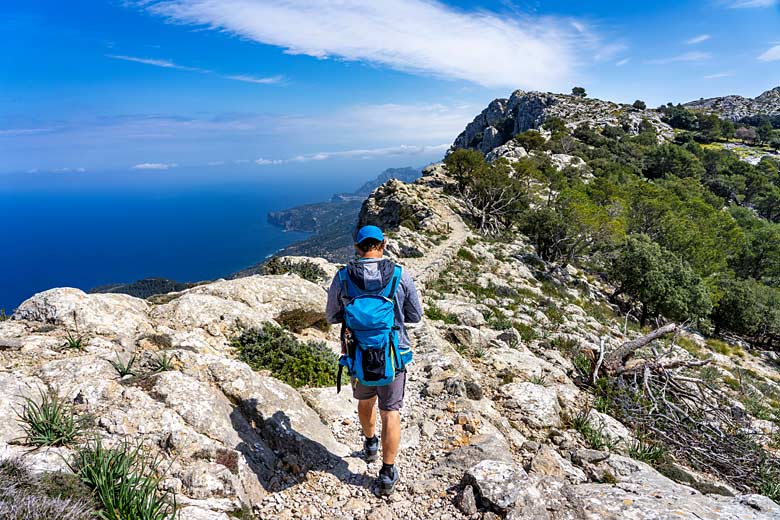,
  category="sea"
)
[0,164,379,312]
